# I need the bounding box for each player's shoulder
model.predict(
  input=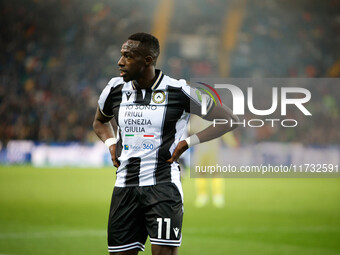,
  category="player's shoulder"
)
[99,77,126,101]
[100,77,126,95]
[107,77,125,88]
[162,74,188,90]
